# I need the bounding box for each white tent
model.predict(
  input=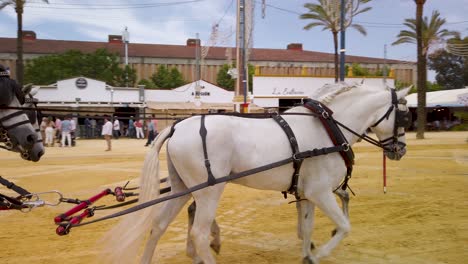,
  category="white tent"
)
[405,87,468,108]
